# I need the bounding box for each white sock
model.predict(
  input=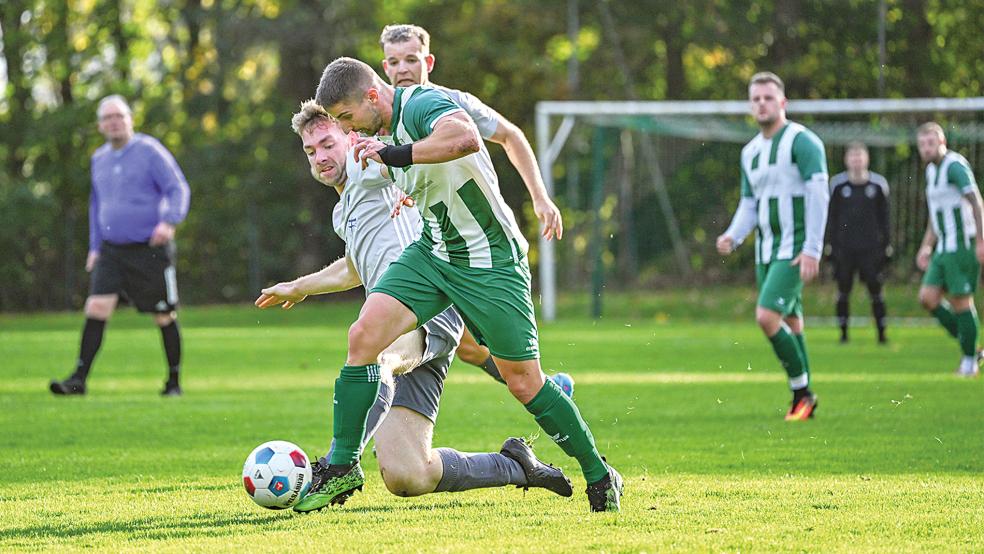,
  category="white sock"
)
[960,356,976,373]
